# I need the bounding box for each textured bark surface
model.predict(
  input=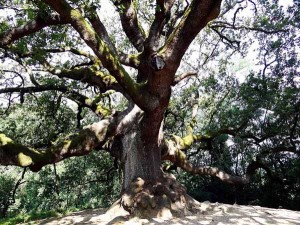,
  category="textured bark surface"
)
[121,127,162,190]
[114,105,165,190]
[109,174,201,219]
